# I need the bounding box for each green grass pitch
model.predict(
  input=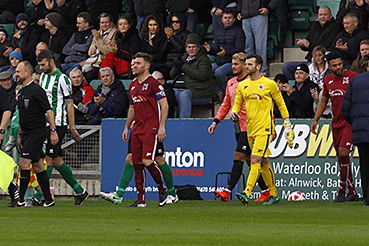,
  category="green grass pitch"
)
[0,199,368,246]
